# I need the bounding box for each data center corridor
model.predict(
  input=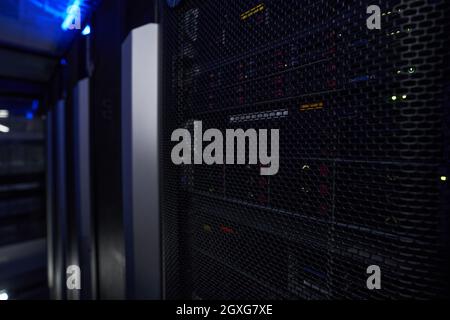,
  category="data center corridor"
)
[0,0,449,301]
